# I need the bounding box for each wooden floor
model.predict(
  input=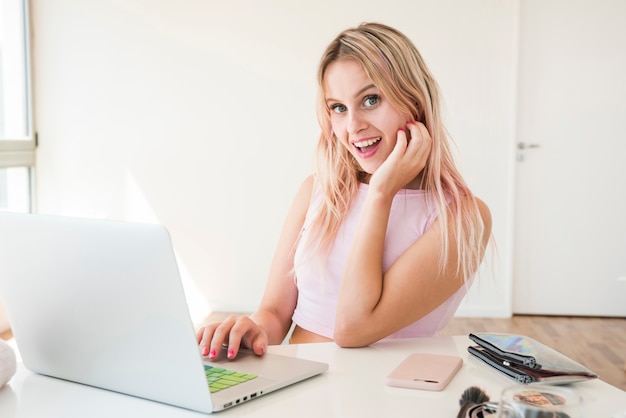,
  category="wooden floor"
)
[2,315,625,391]
[441,315,626,391]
